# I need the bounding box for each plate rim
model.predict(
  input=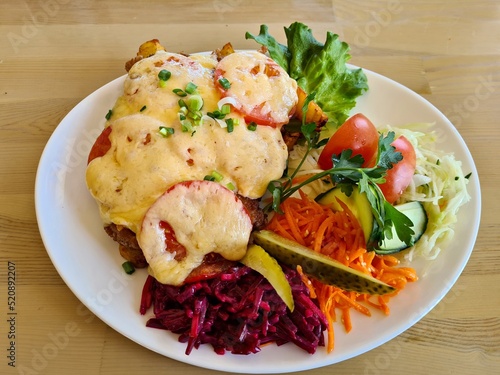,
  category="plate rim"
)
[34,61,481,373]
